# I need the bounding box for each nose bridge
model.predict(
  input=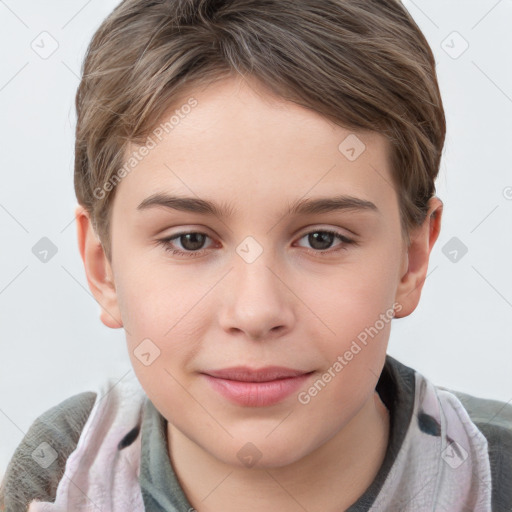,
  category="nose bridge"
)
[218,238,293,339]
[233,238,281,304]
